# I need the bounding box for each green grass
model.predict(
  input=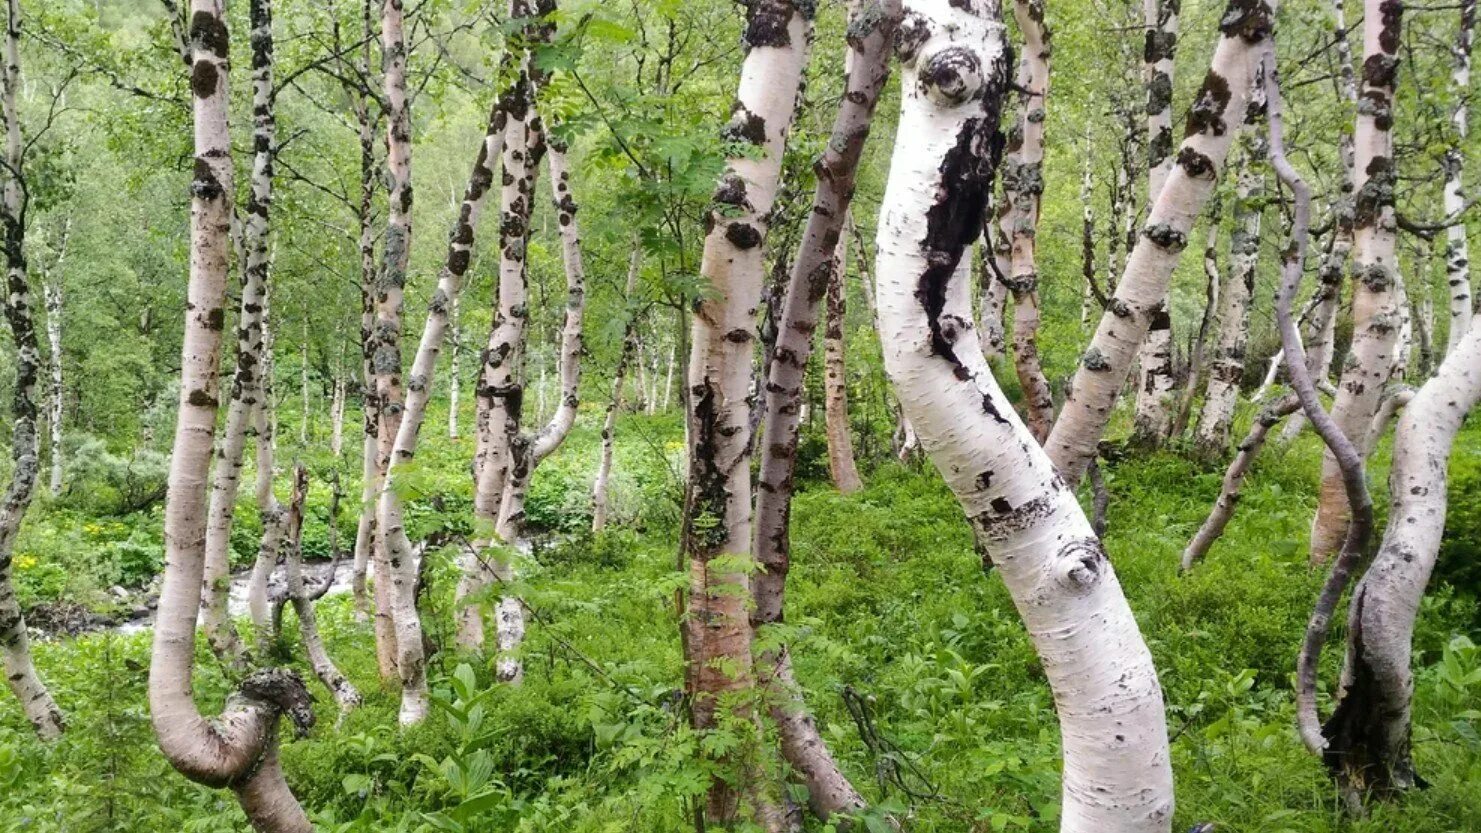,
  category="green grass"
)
[2,406,1479,832]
